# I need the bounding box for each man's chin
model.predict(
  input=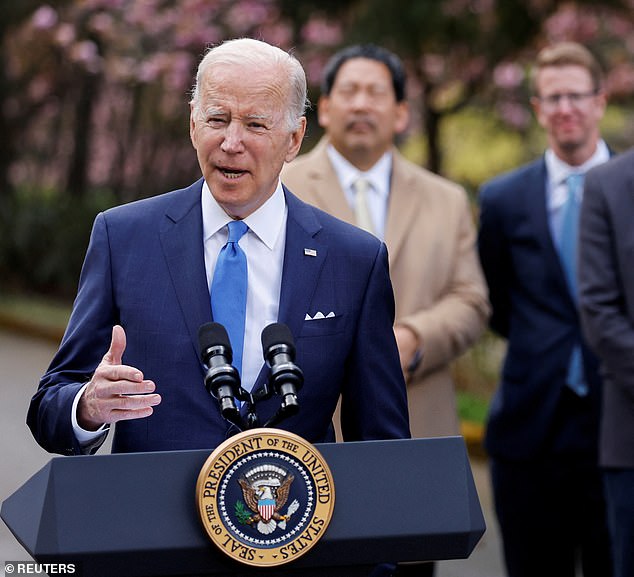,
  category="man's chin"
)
[344,137,373,154]
[557,138,585,153]
[209,188,249,216]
